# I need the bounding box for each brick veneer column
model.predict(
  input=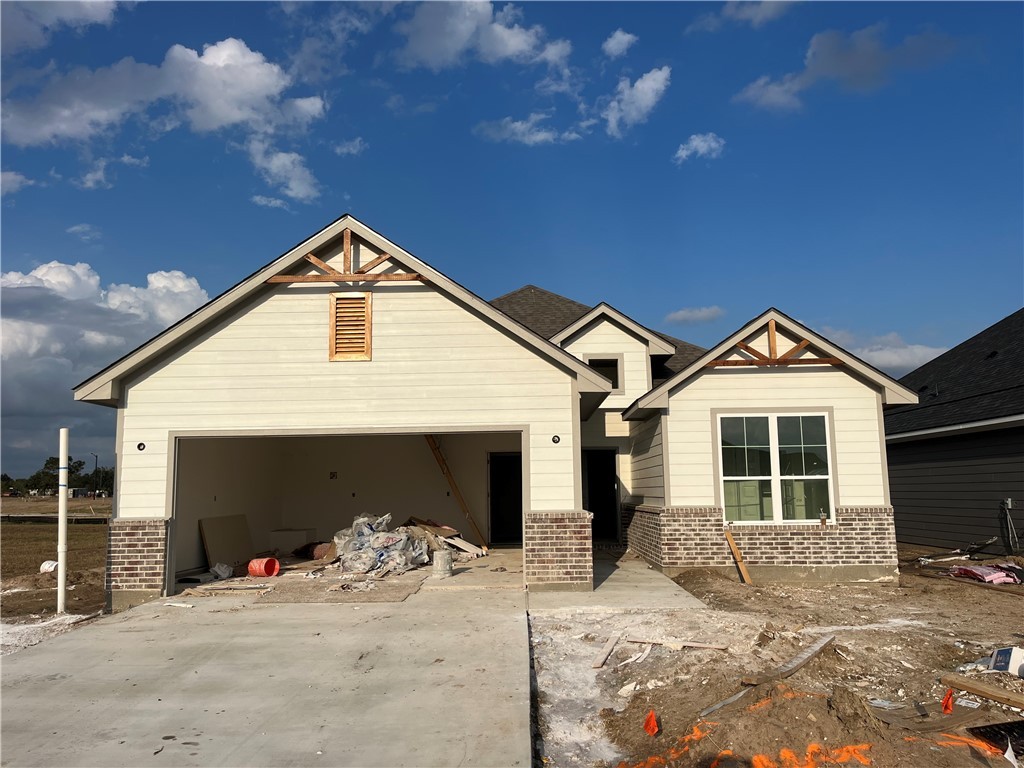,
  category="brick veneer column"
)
[624,505,663,566]
[106,519,168,611]
[523,510,593,591]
